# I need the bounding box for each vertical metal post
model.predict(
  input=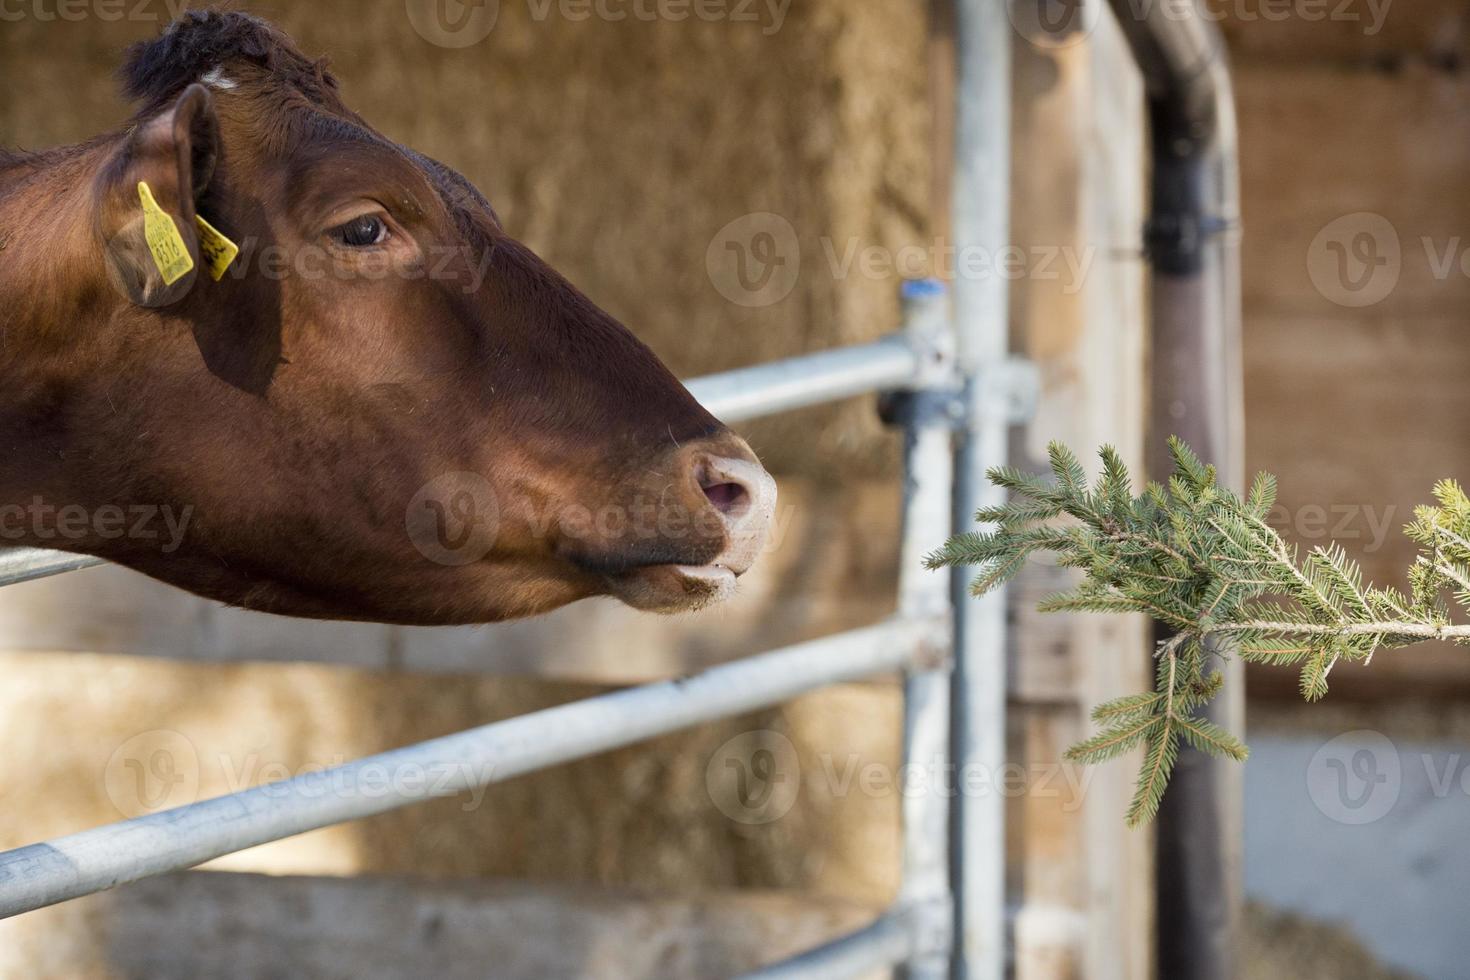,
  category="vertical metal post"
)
[1104,4,1246,975]
[895,280,958,980]
[950,2,1012,978]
